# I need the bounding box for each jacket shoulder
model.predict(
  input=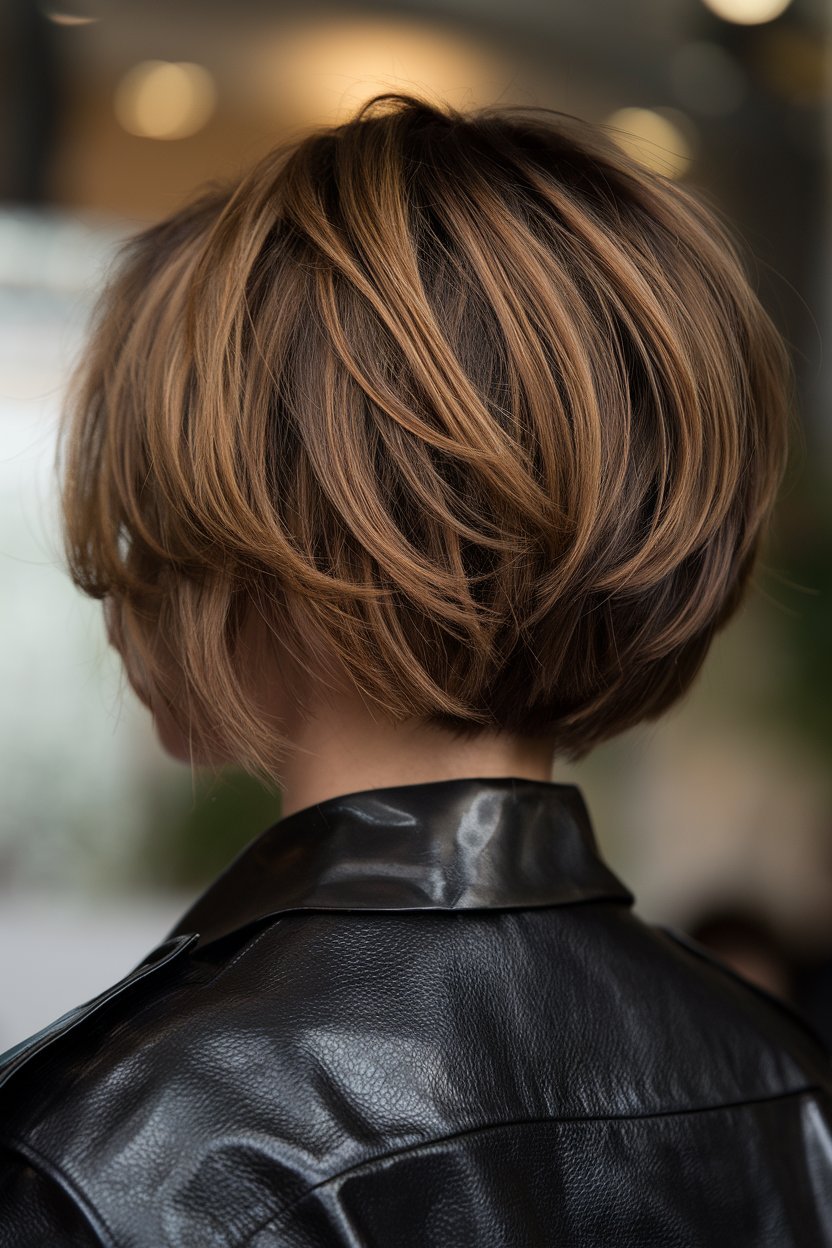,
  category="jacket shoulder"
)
[654,922,832,1071]
[0,923,323,1244]
[0,934,198,1095]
